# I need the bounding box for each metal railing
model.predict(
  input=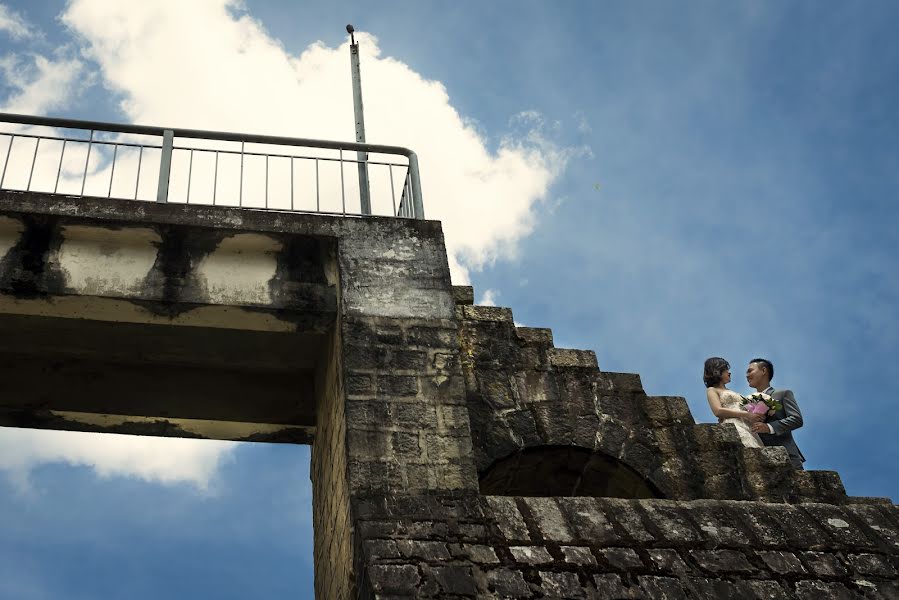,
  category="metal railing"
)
[0,112,424,219]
